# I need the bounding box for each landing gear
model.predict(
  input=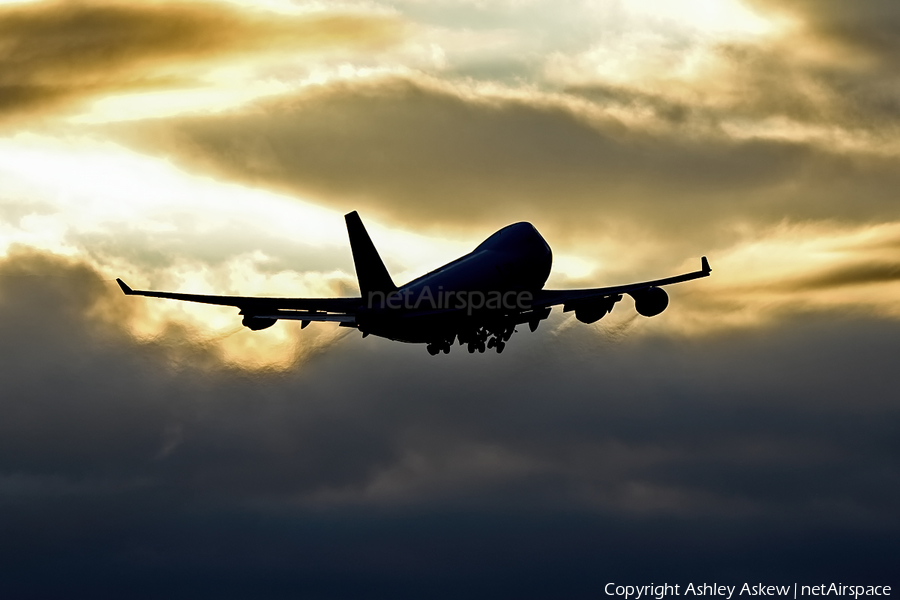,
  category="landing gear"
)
[456,322,519,355]
[485,335,507,353]
[427,339,453,356]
